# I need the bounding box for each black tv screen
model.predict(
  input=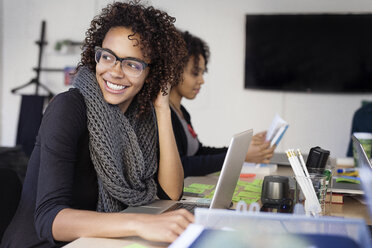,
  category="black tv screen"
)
[244,14,372,93]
